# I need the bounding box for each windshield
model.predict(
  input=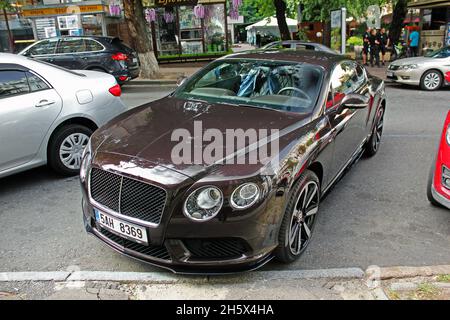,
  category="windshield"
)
[425,46,450,58]
[174,59,324,113]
